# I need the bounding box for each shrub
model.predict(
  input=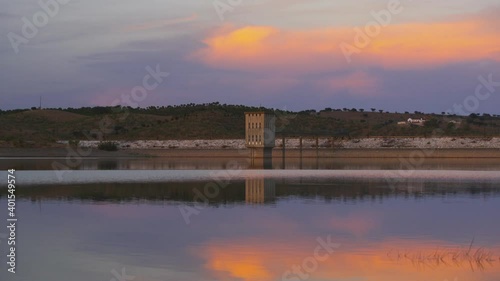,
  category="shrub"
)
[98,141,119,151]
